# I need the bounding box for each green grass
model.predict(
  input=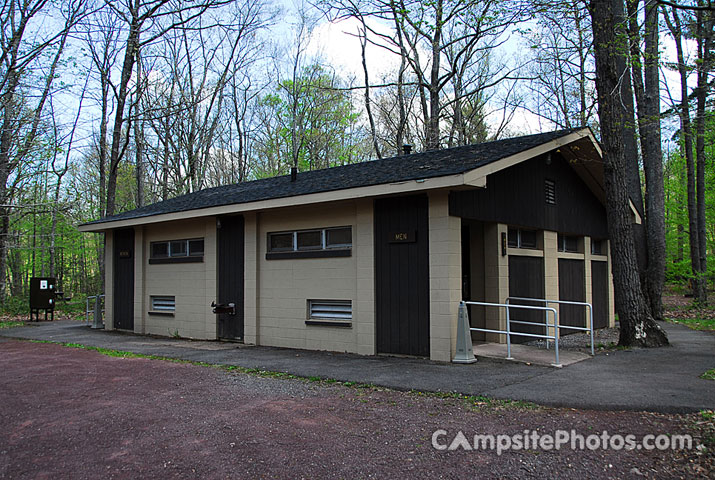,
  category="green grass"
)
[26,339,540,411]
[595,341,631,351]
[665,317,715,332]
[0,320,24,329]
[2,294,91,319]
[701,369,715,381]
[411,389,539,411]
